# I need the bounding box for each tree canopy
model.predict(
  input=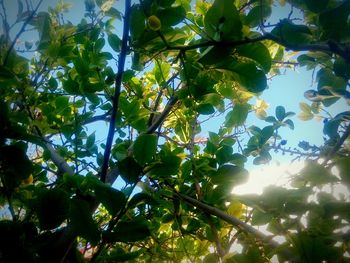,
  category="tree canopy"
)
[0,0,350,262]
